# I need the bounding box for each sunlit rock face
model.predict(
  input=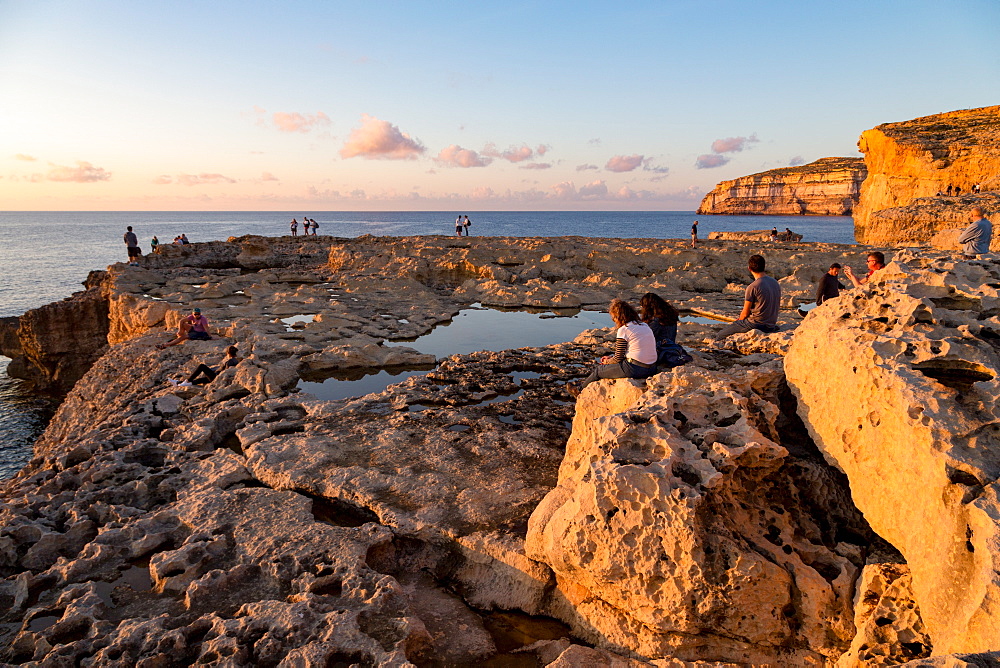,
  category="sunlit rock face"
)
[526,360,874,665]
[697,157,867,216]
[853,105,1000,245]
[786,252,1000,655]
